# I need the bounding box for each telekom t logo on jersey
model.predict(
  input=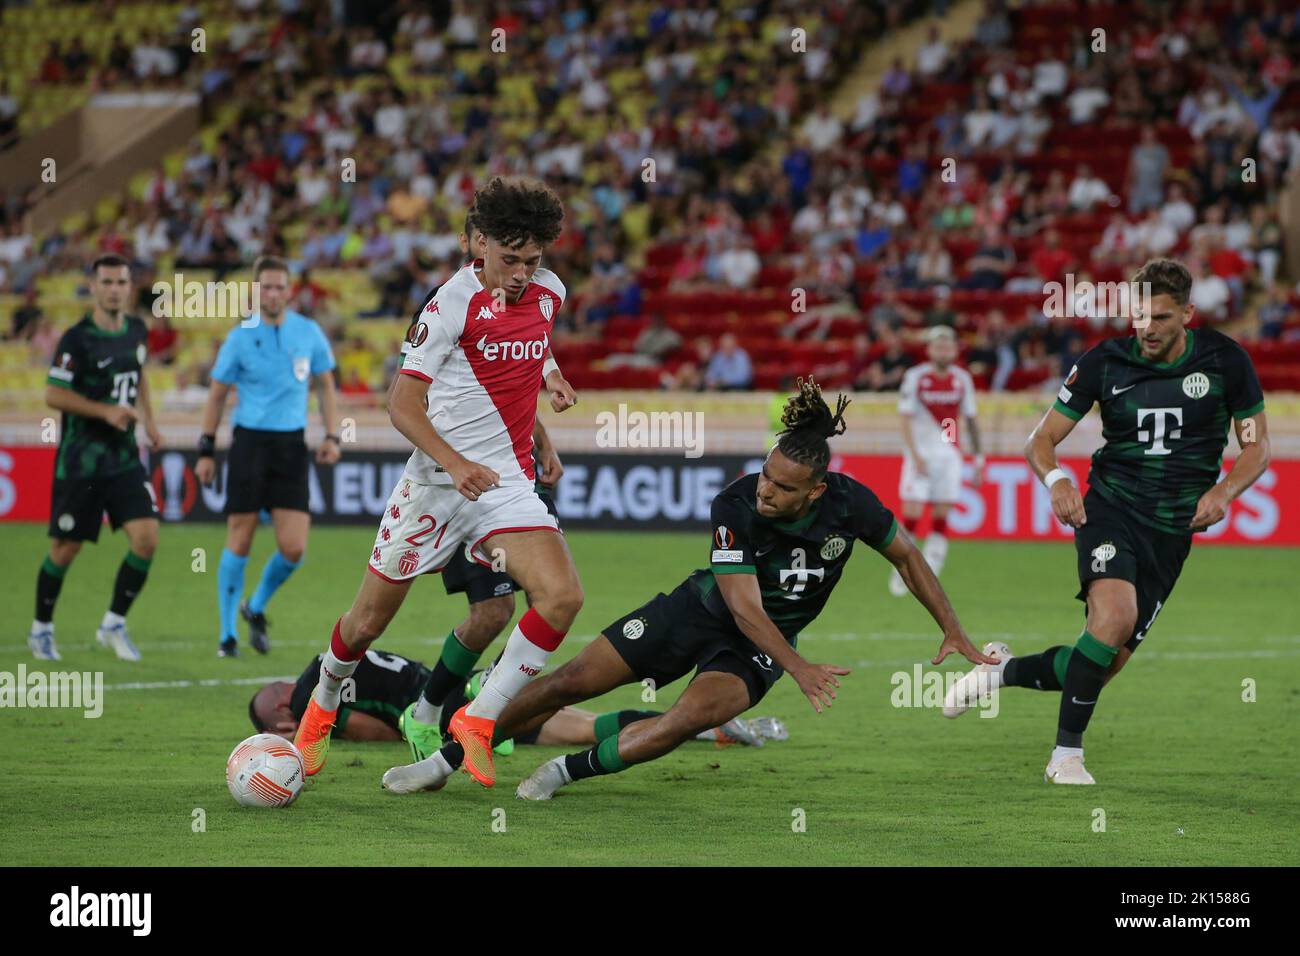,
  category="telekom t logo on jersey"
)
[1137,407,1183,455]
[475,331,549,362]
